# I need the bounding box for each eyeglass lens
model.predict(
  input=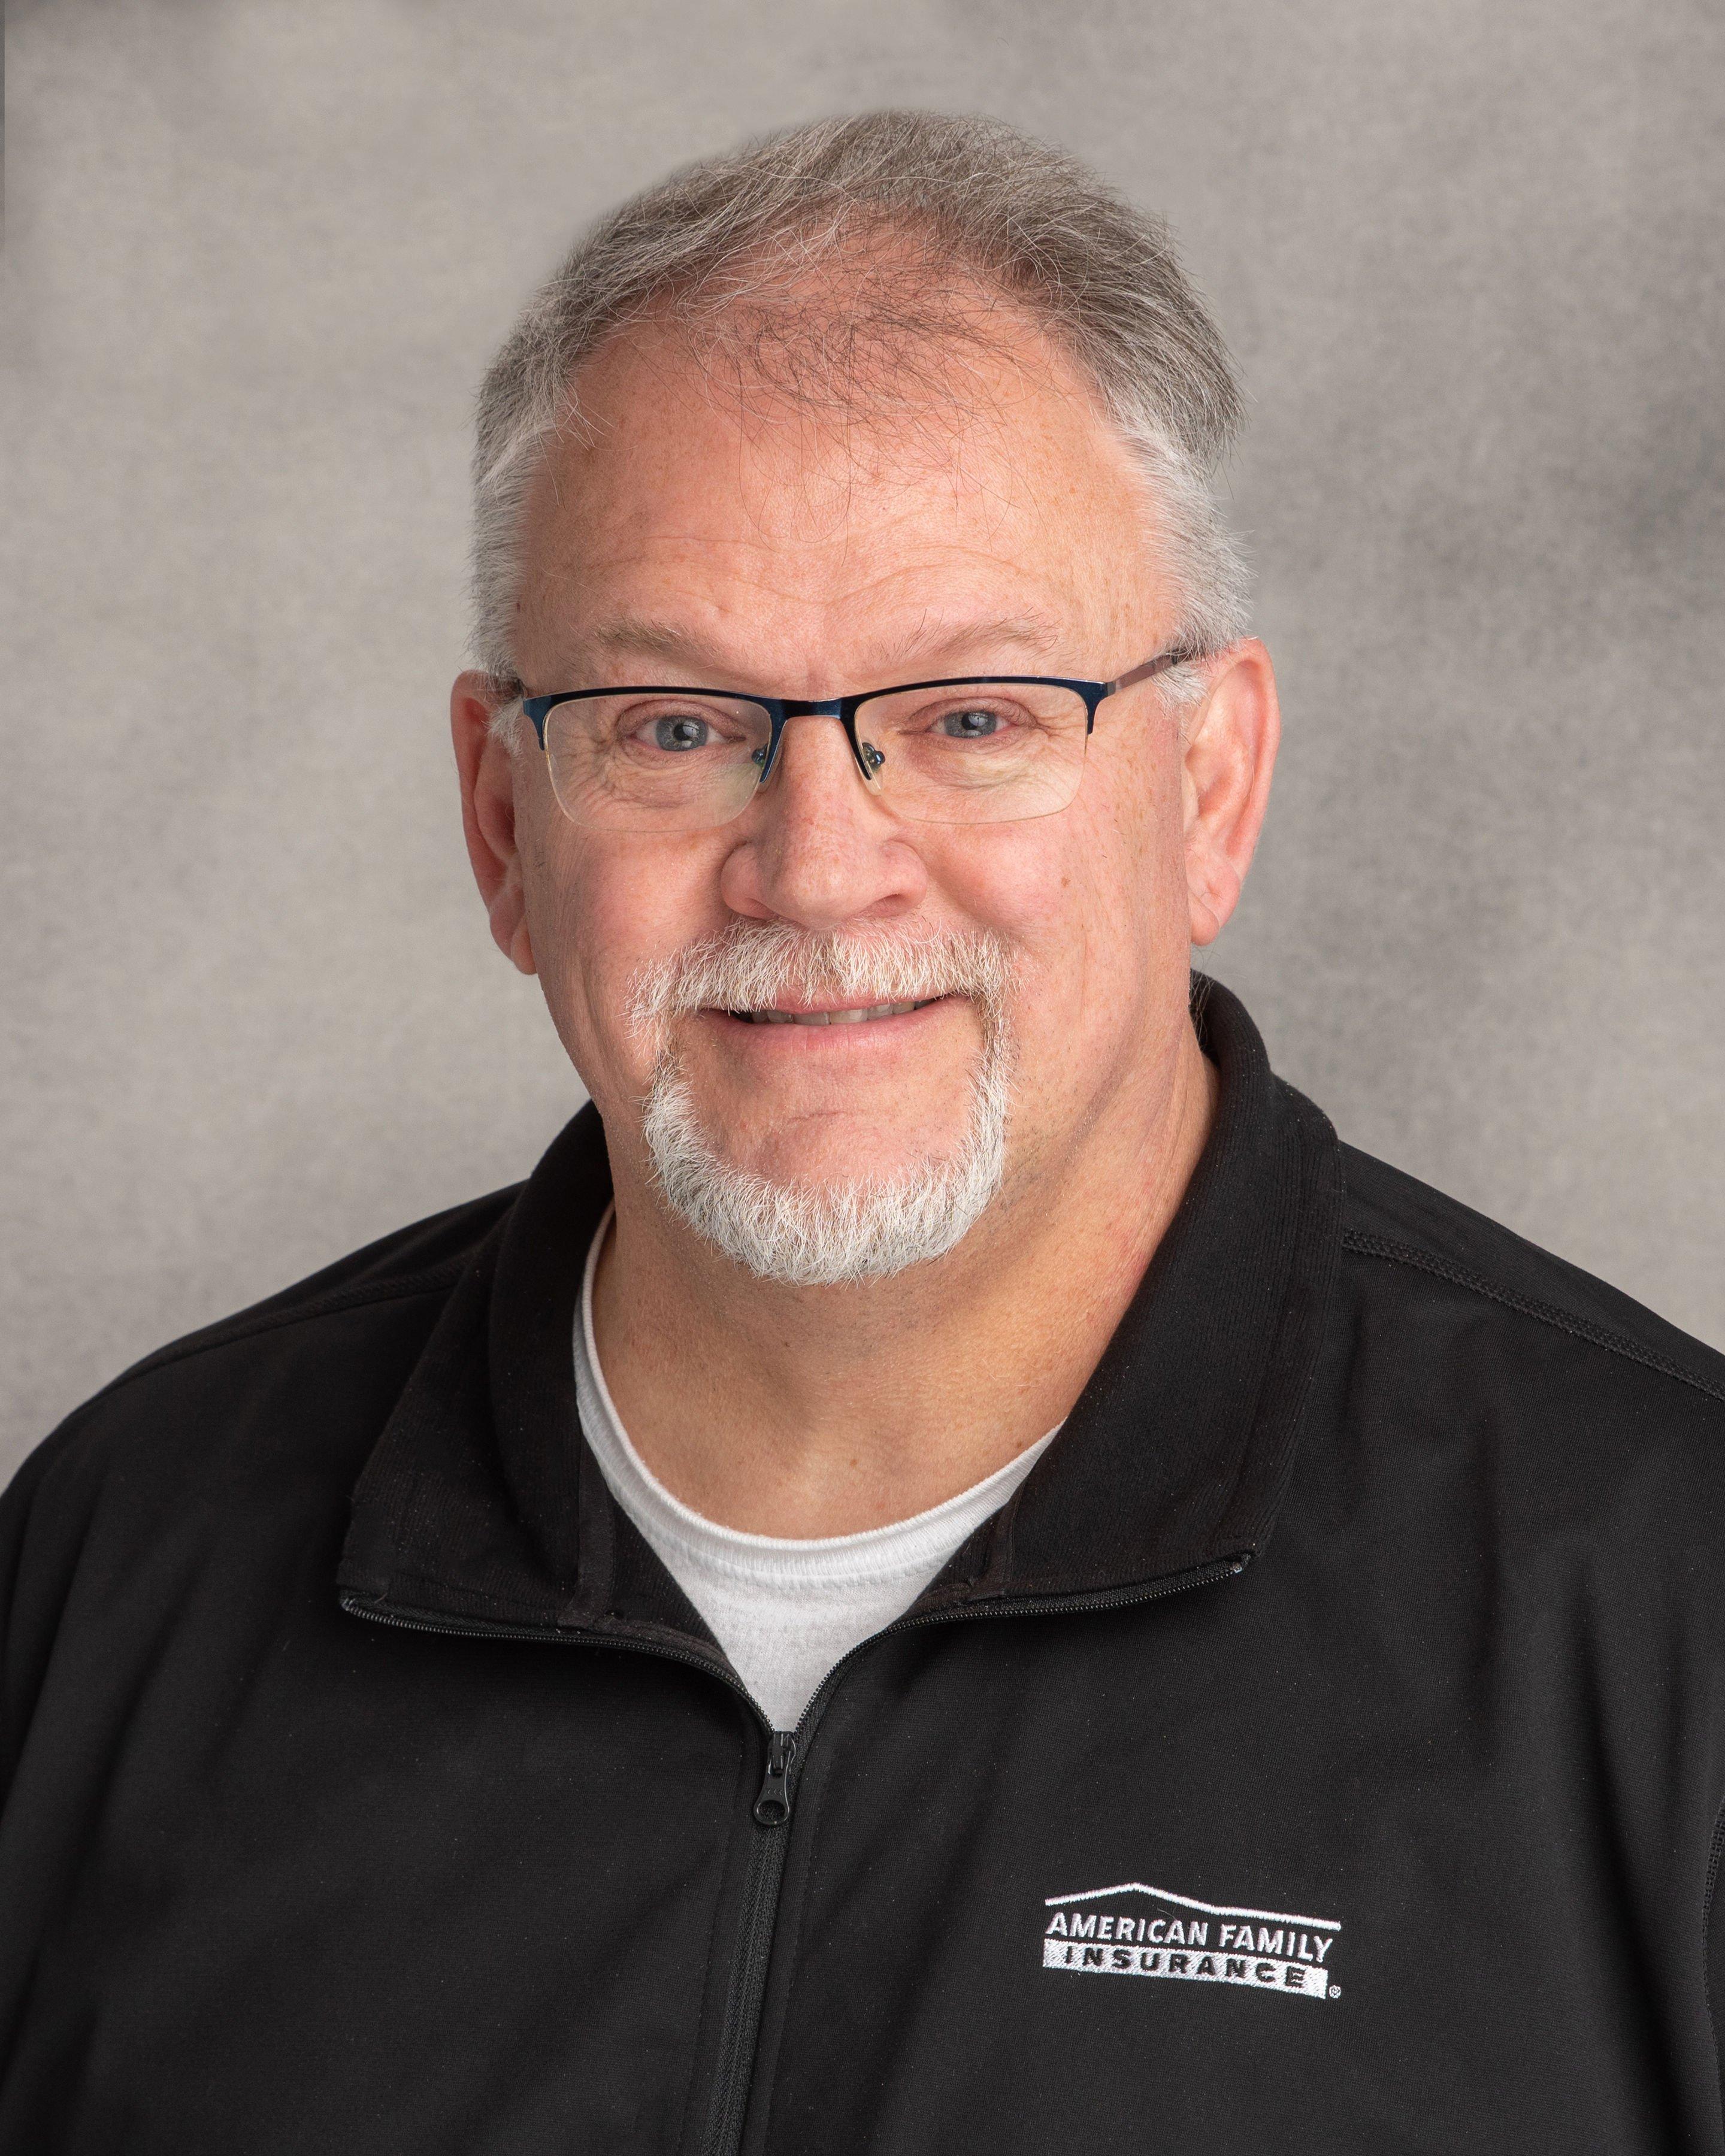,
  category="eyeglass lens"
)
[541,682,1094,832]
